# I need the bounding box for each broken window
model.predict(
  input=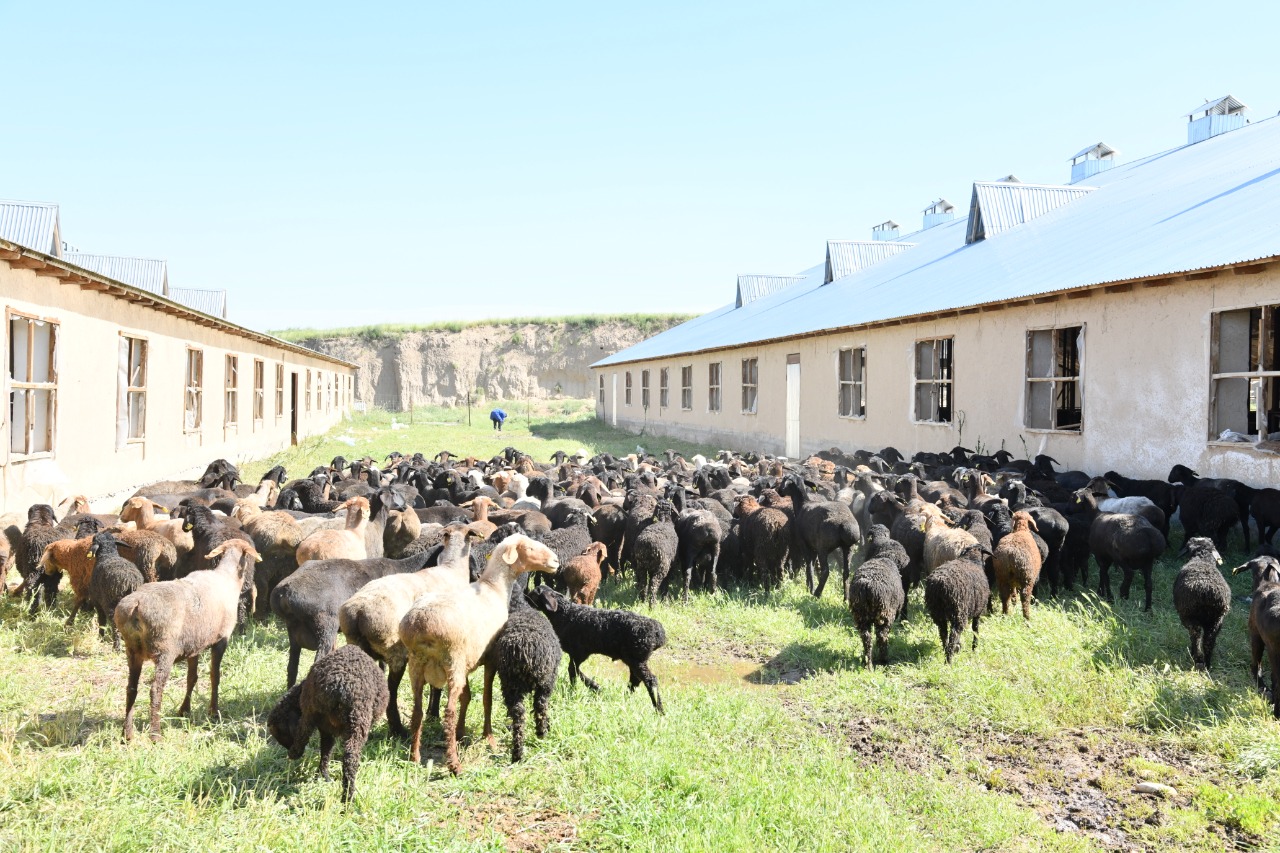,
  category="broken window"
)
[276,363,285,418]
[1210,305,1280,440]
[8,313,58,456]
[708,362,722,412]
[117,336,147,447]
[253,359,265,425]
[225,355,239,427]
[641,369,651,409]
[681,366,693,410]
[659,368,669,408]
[741,358,758,414]
[305,370,312,413]
[184,349,203,432]
[1025,326,1083,431]
[913,338,954,423]
[838,347,866,418]
[625,371,633,406]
